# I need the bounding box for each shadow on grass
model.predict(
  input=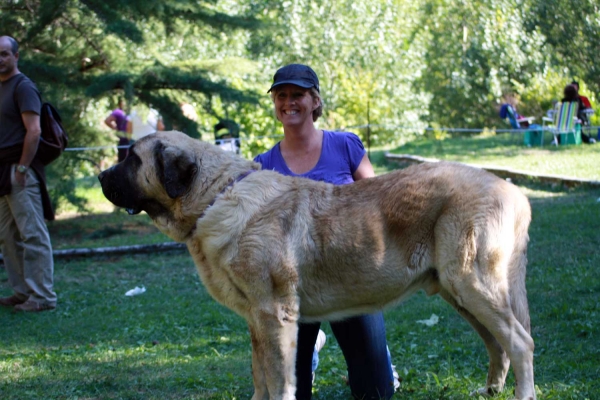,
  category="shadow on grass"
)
[48,210,170,250]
